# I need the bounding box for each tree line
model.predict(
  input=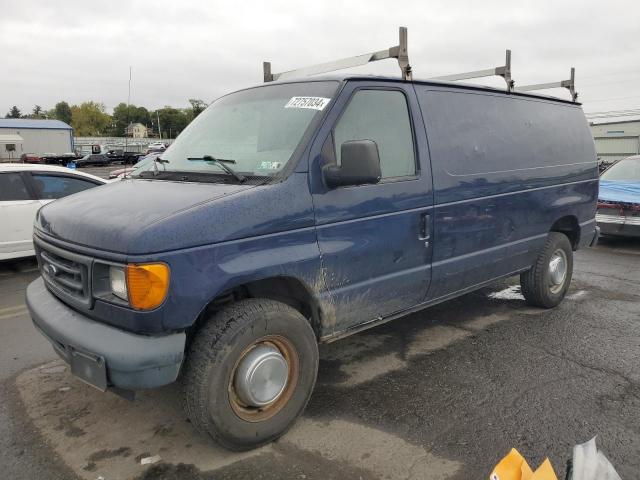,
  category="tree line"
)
[4,99,208,138]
